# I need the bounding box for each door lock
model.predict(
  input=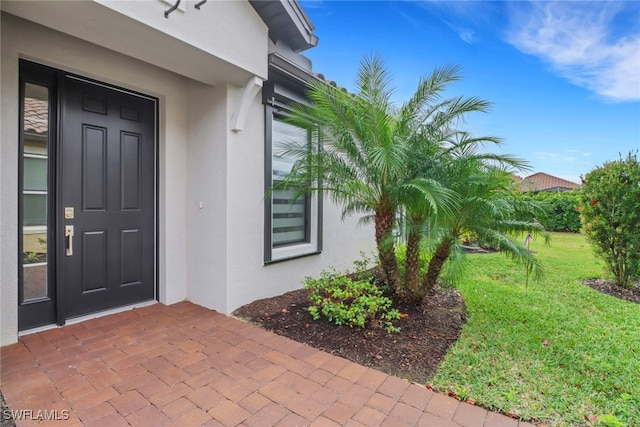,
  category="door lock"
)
[64,225,74,256]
